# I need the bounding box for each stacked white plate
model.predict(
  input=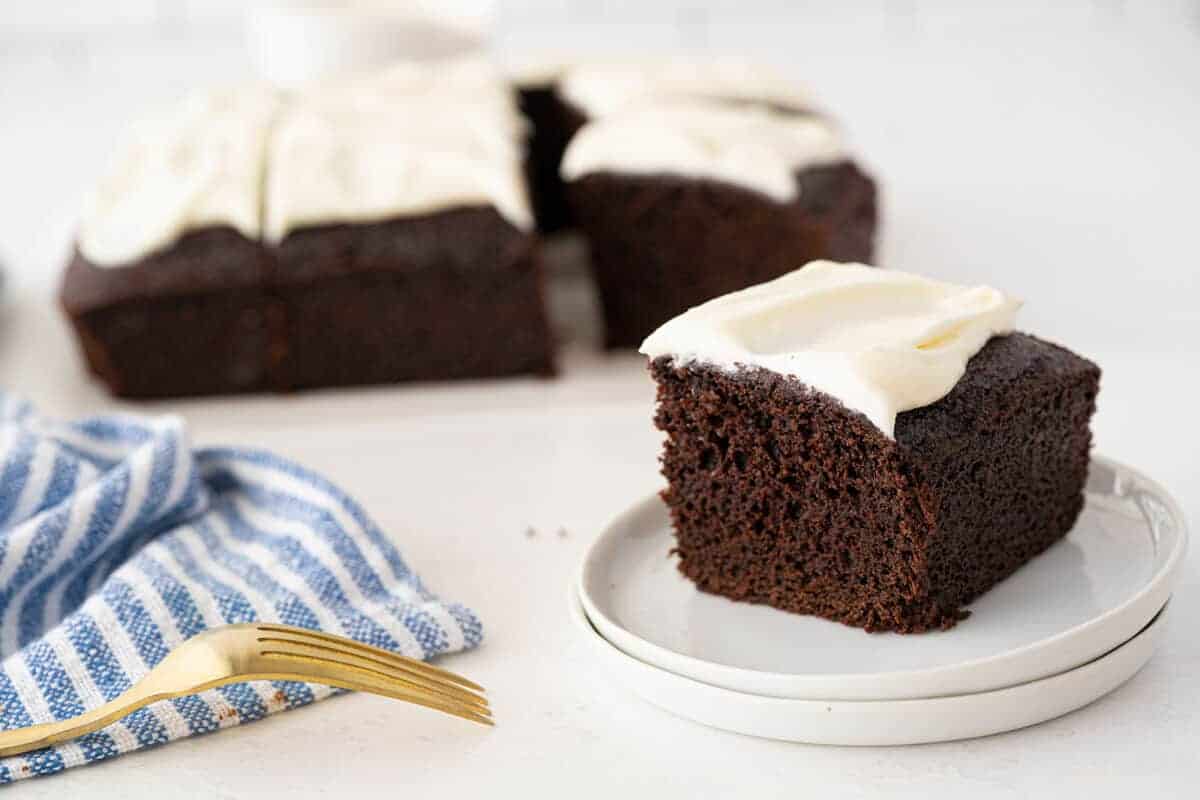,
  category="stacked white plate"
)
[572,456,1187,745]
